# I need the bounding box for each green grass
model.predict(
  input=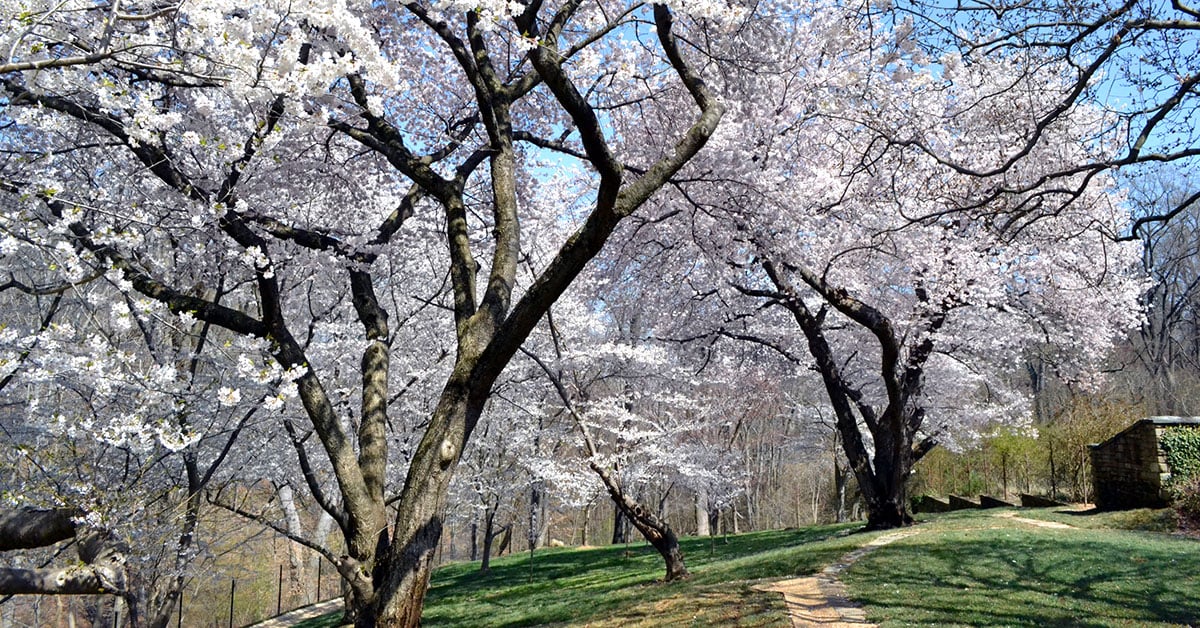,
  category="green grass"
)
[294,509,1200,627]
[845,511,1200,627]
[1009,505,1181,532]
[293,523,862,627]
[421,524,864,627]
